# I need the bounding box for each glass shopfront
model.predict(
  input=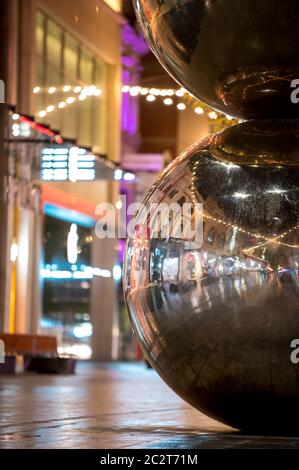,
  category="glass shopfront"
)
[35,10,107,154]
[41,215,94,358]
